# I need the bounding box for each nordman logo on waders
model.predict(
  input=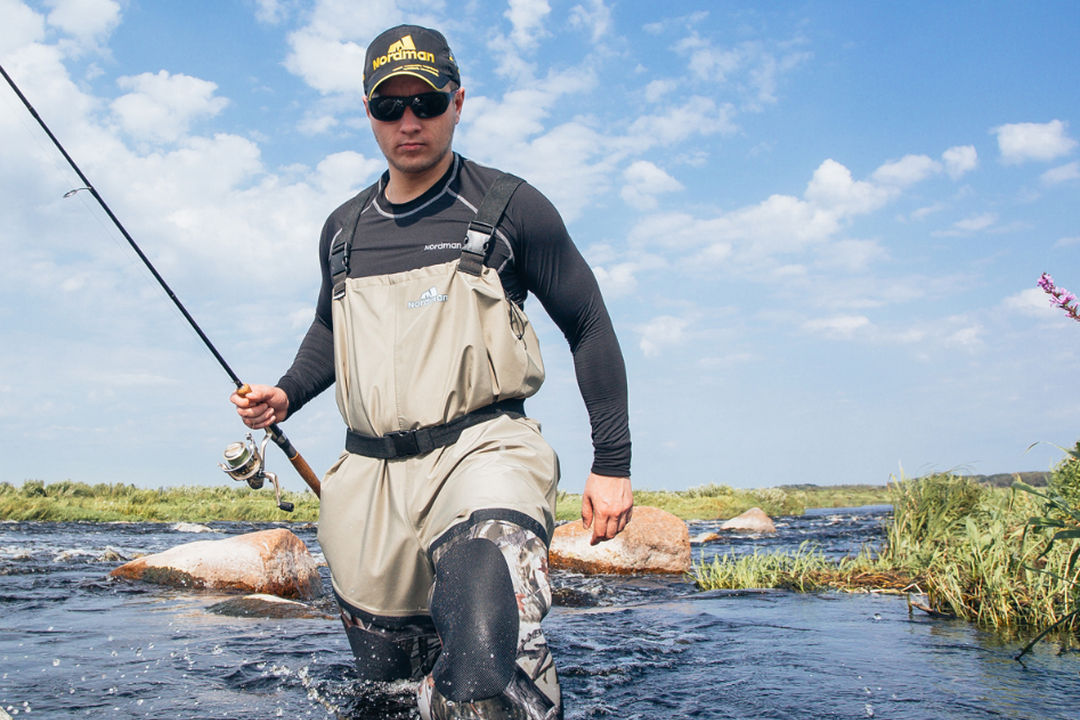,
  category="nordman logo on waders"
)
[408,286,448,309]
